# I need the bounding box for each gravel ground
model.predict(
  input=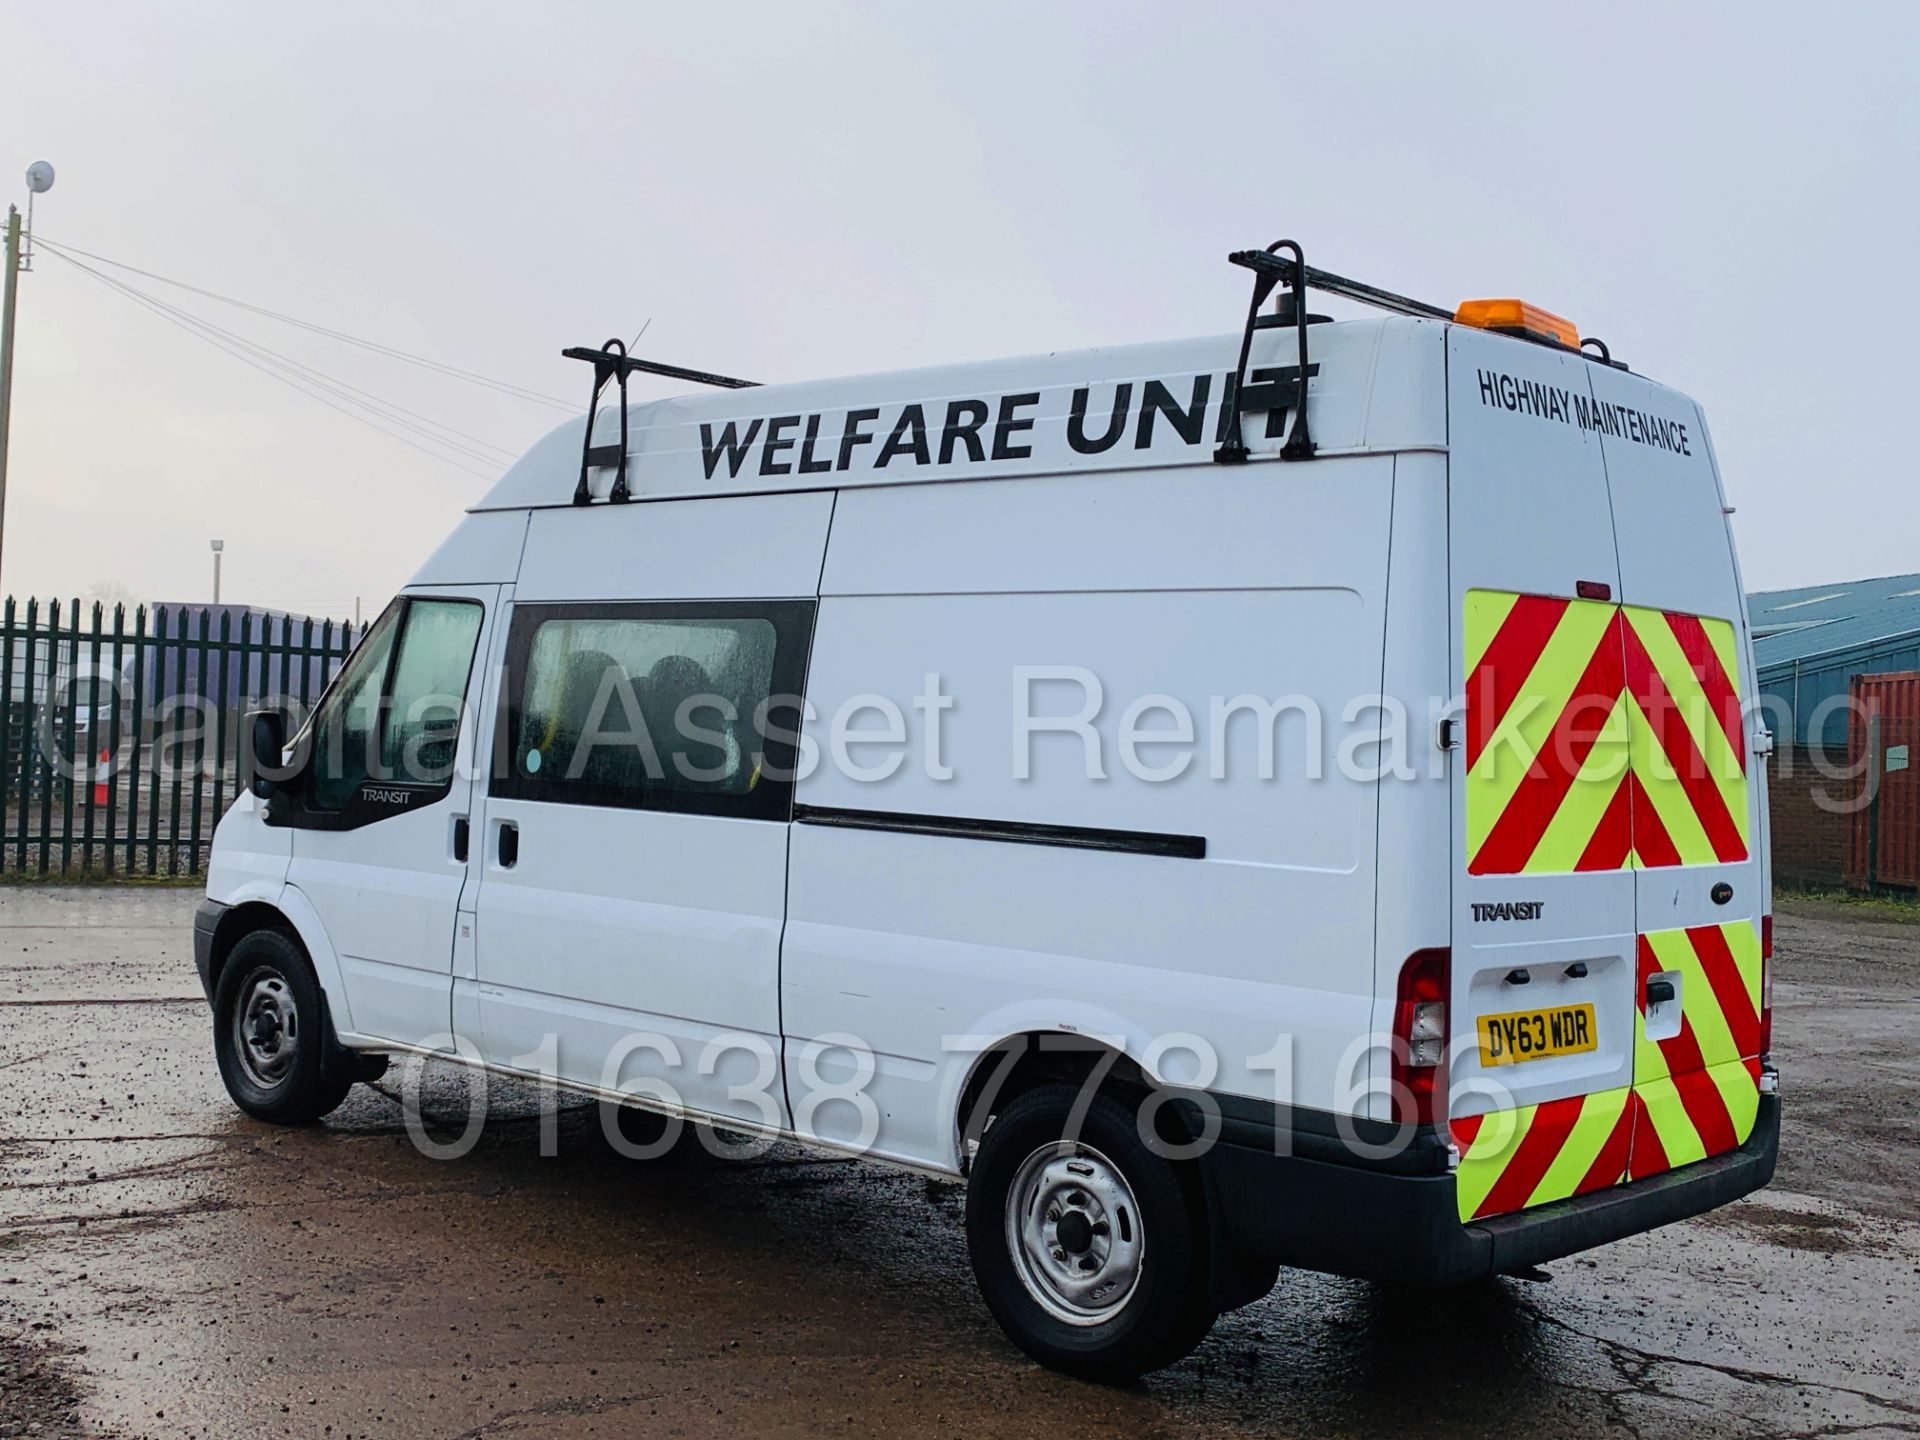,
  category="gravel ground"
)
[0,887,1916,1439]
